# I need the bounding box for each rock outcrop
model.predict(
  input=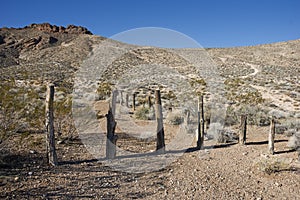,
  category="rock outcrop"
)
[0,23,94,67]
[25,23,93,35]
